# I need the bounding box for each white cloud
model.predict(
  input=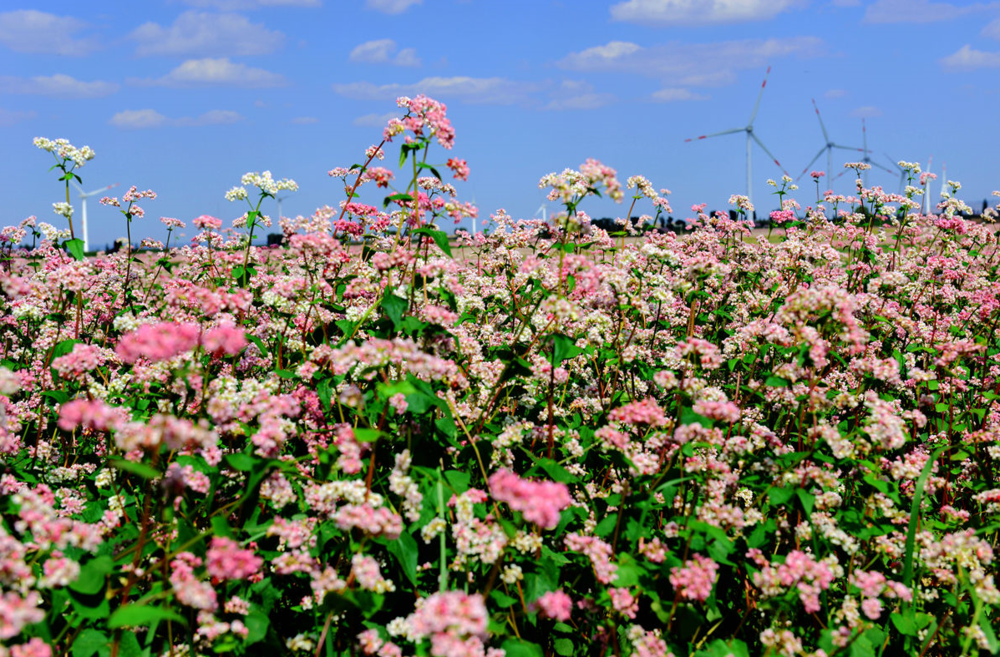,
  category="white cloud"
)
[824,88,848,99]
[364,0,423,14]
[983,17,1000,39]
[850,106,882,118]
[110,108,243,129]
[131,58,286,87]
[0,74,119,98]
[129,11,284,57]
[0,10,100,56]
[543,80,615,110]
[941,44,1000,68]
[863,0,996,23]
[334,76,538,104]
[180,0,320,8]
[558,37,823,87]
[0,108,37,127]
[353,111,400,127]
[651,87,709,102]
[609,0,803,25]
[349,39,421,66]
[291,116,319,124]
